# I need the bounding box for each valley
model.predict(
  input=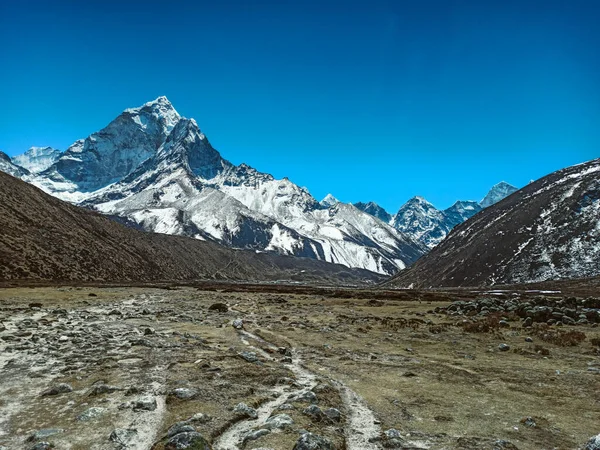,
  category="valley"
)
[1,285,598,450]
